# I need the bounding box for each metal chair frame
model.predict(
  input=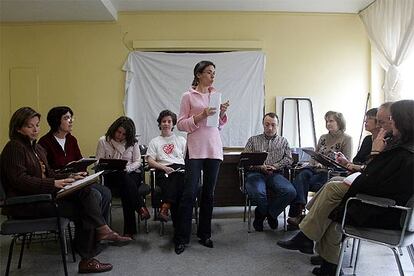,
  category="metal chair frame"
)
[336,194,414,276]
